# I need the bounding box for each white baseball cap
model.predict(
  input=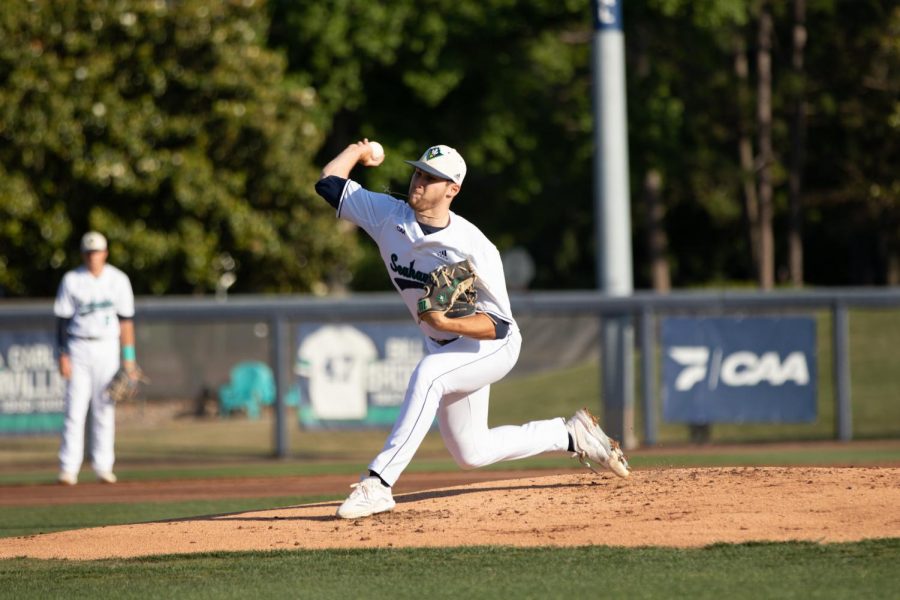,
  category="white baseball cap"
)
[80,231,108,253]
[405,145,467,185]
